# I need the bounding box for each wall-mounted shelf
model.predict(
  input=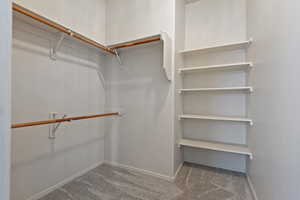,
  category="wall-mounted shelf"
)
[178,62,253,73]
[179,114,253,125]
[178,139,253,159]
[179,39,252,55]
[108,33,172,81]
[179,86,253,93]
[13,3,116,55]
